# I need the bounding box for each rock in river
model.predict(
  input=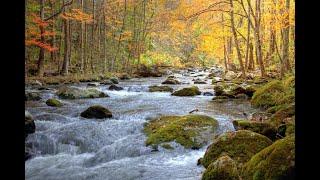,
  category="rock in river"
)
[149,85,173,92]
[56,86,107,99]
[172,86,201,96]
[80,105,113,119]
[109,84,124,91]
